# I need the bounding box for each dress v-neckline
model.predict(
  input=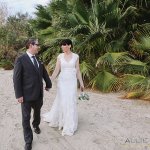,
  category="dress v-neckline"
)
[63,53,73,63]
